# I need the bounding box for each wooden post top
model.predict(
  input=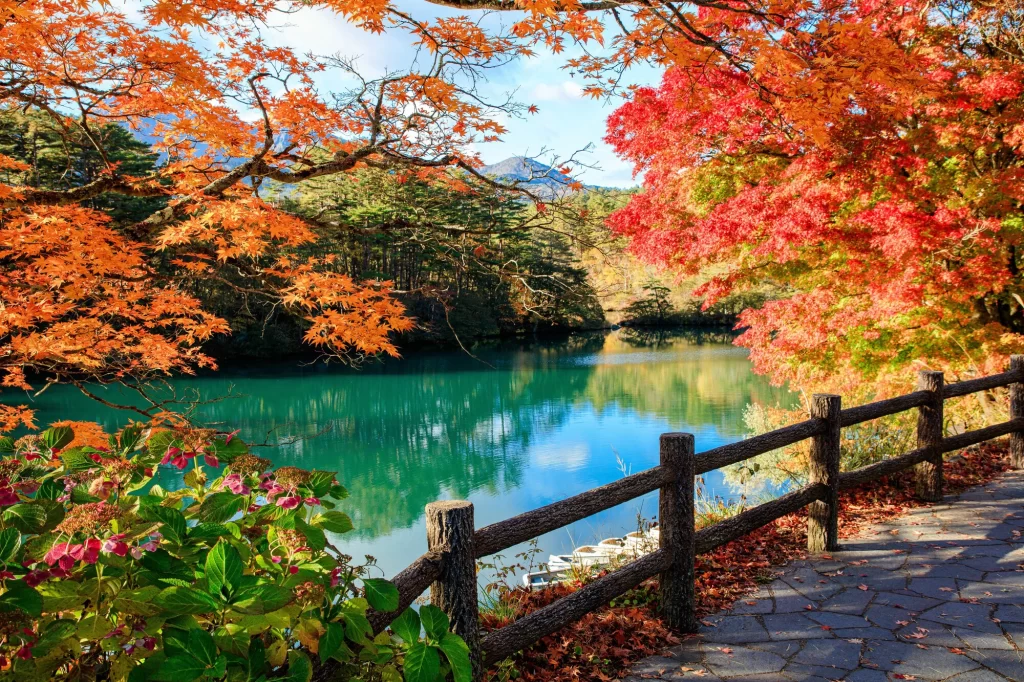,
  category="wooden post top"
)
[426,500,474,513]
